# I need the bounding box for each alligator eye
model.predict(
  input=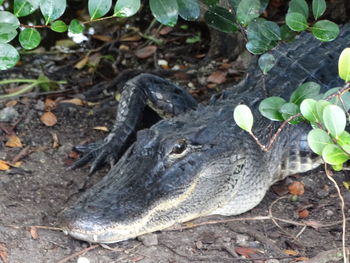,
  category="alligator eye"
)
[170,139,187,155]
